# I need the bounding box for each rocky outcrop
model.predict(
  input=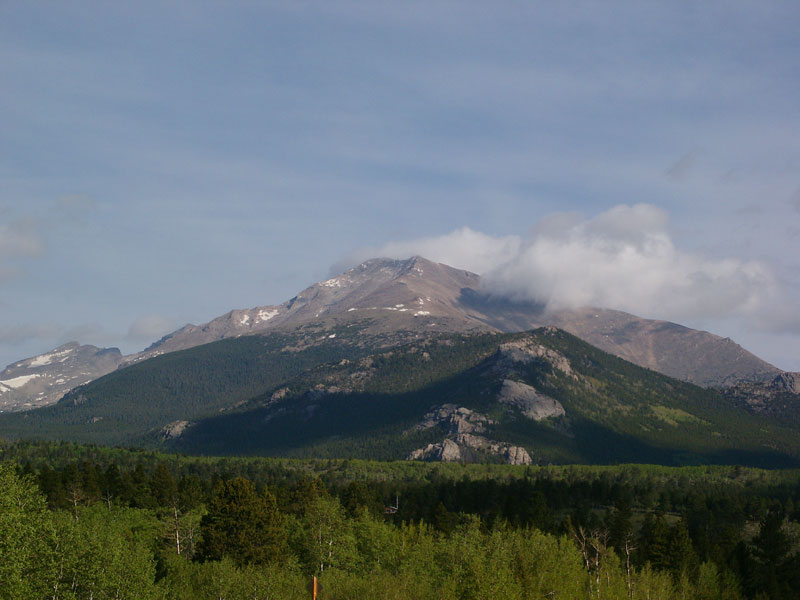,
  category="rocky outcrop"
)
[496,338,575,378]
[415,404,494,434]
[408,404,531,465]
[773,372,800,394]
[497,379,565,420]
[408,433,531,465]
[724,372,800,415]
[161,420,189,440]
[0,343,123,412]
